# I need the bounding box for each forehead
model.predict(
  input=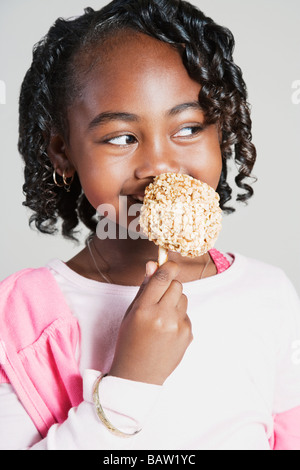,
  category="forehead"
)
[69,30,201,120]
